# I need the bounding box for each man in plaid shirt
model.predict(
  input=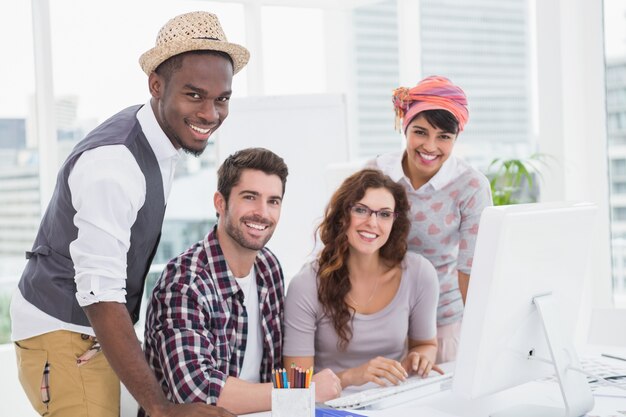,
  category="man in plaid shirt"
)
[143,148,341,415]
